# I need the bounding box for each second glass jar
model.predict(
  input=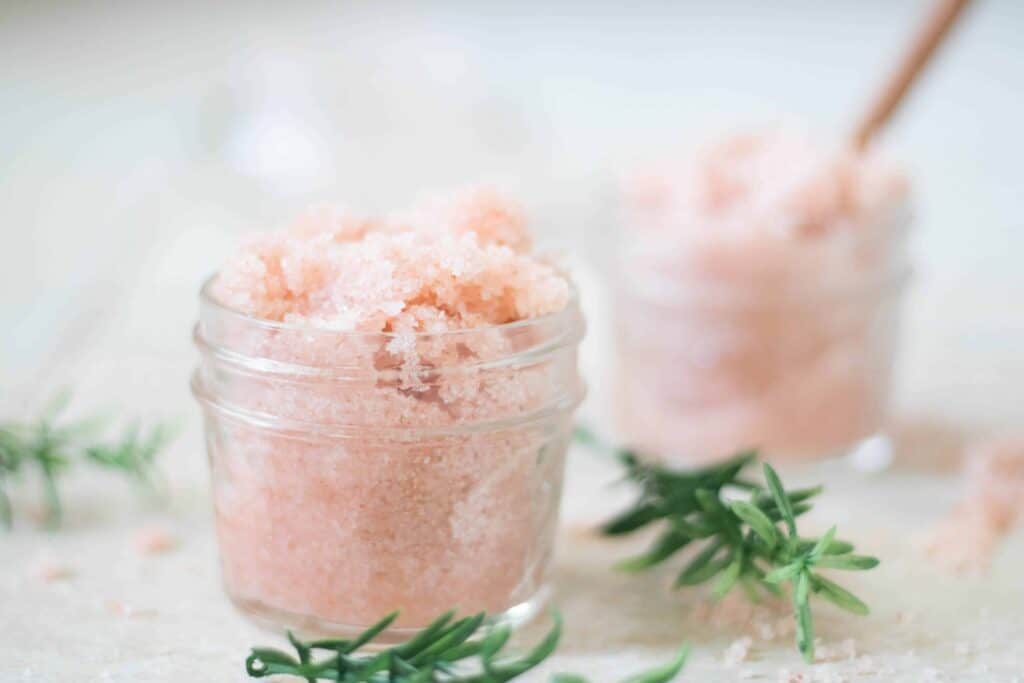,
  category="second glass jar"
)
[612,208,911,463]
